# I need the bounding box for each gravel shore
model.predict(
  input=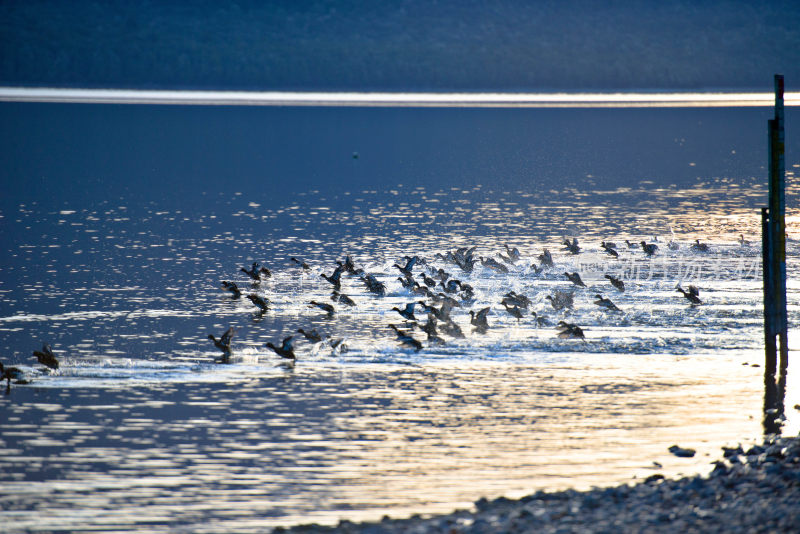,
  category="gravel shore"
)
[277,434,800,533]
